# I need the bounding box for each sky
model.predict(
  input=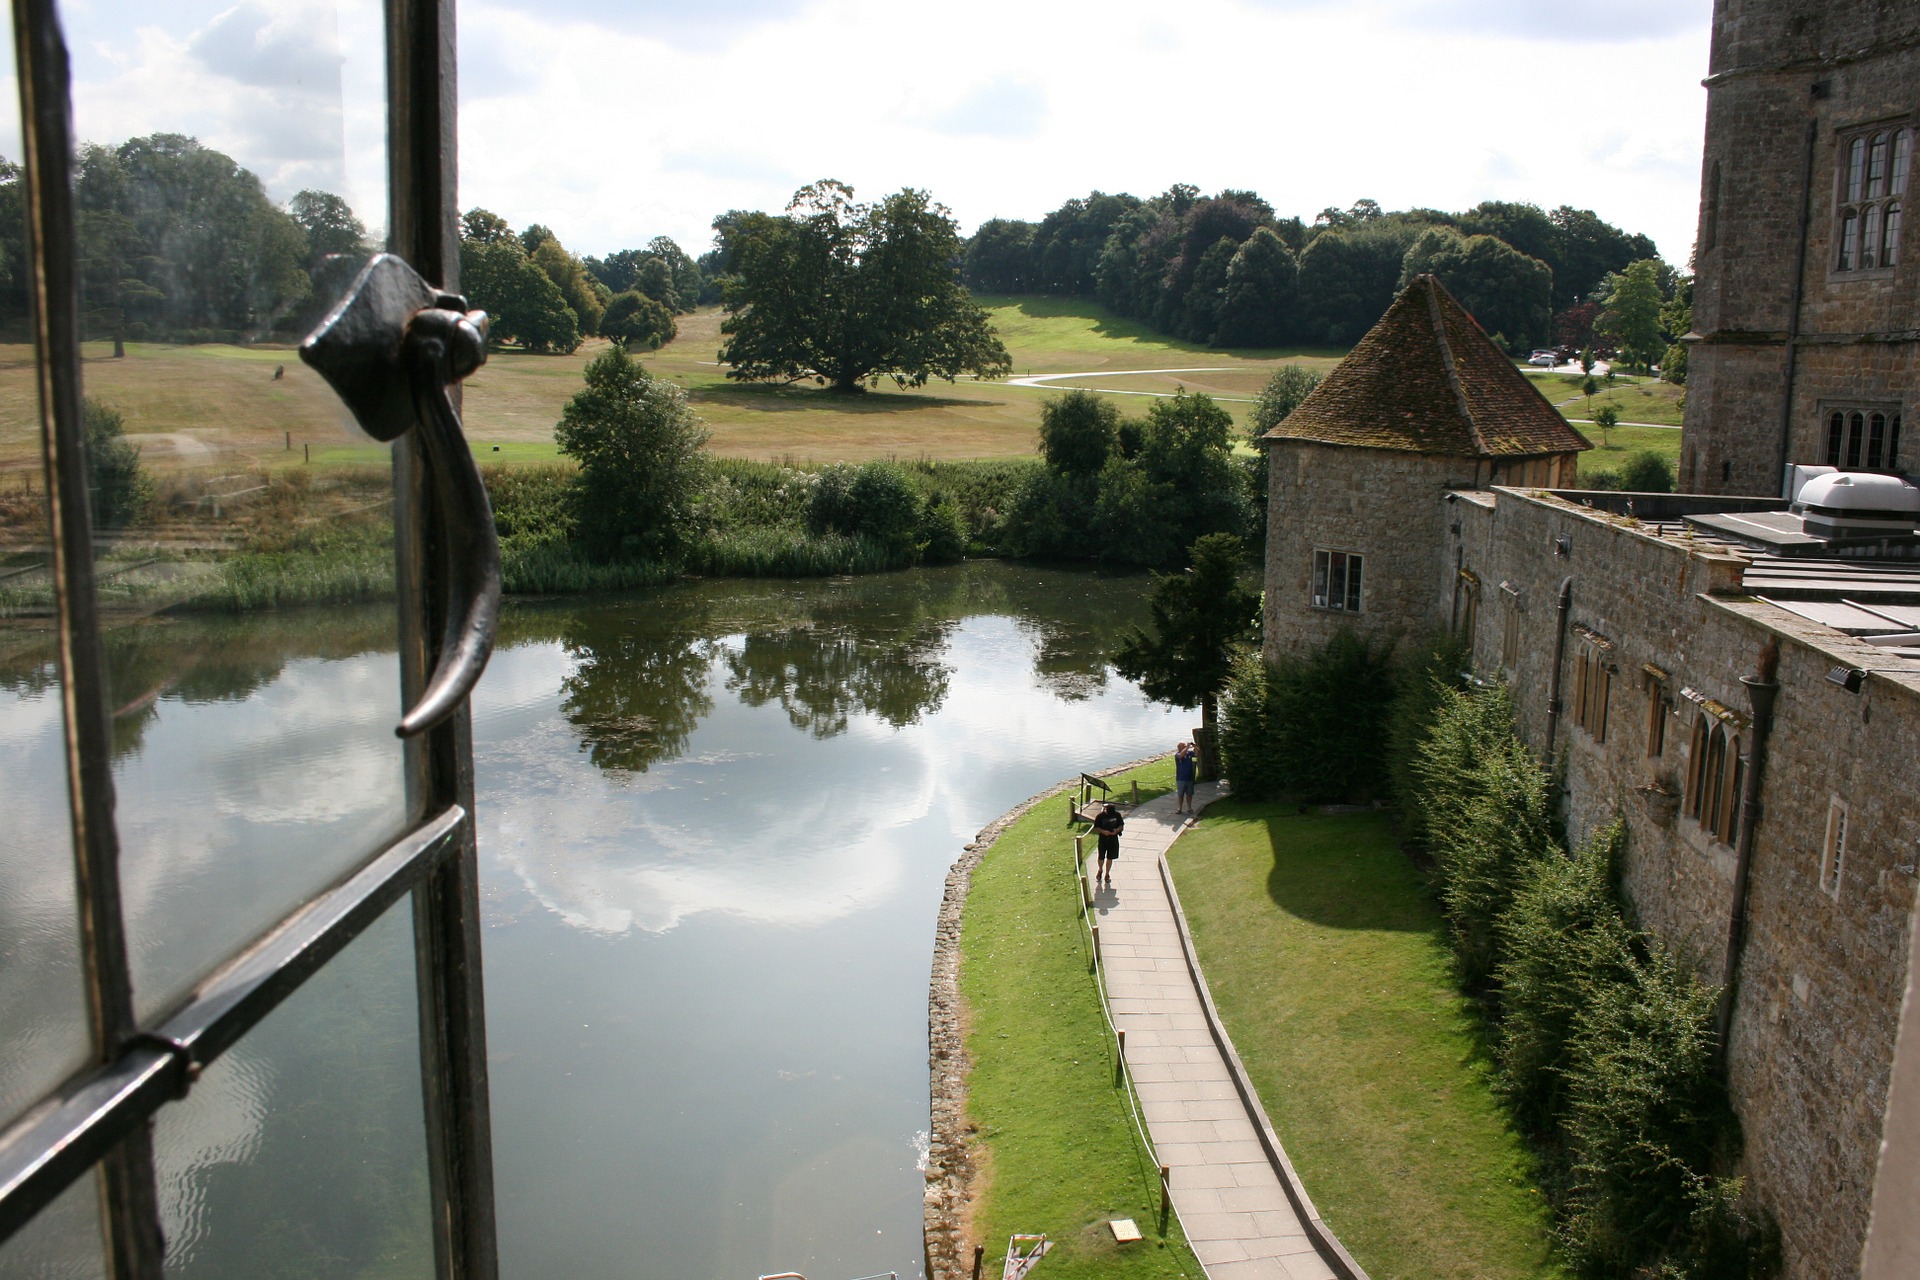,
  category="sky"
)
[10,0,1712,266]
